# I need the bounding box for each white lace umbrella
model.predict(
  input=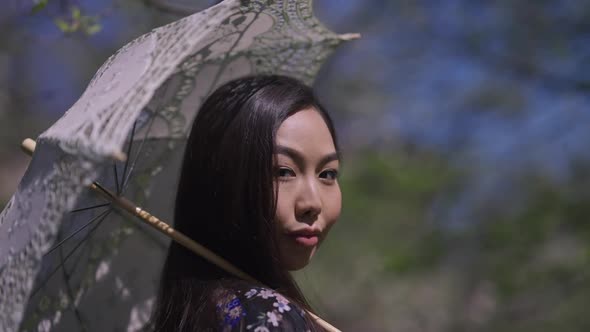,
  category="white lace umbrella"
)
[0,1,358,331]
